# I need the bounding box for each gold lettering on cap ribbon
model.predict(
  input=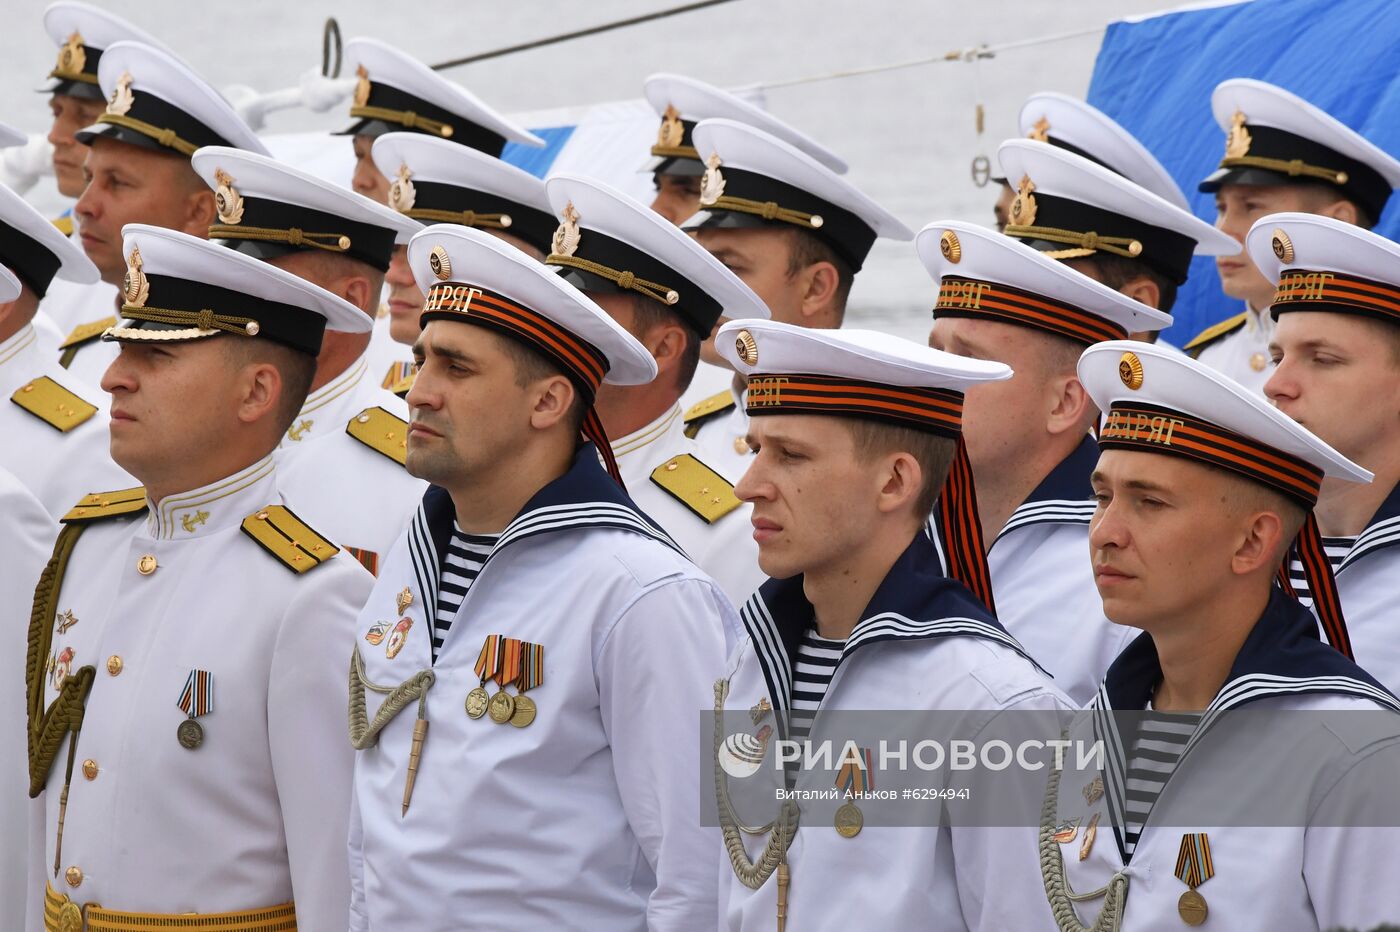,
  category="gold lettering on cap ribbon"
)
[1276,271,1334,303]
[938,280,992,310]
[1102,411,1185,446]
[425,285,483,315]
[747,377,789,408]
